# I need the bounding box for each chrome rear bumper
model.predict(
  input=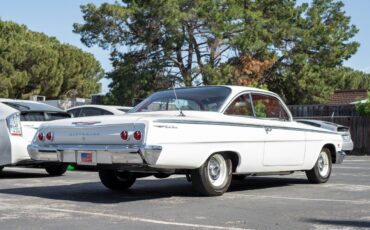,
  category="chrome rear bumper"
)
[27,144,162,166]
[336,151,346,164]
